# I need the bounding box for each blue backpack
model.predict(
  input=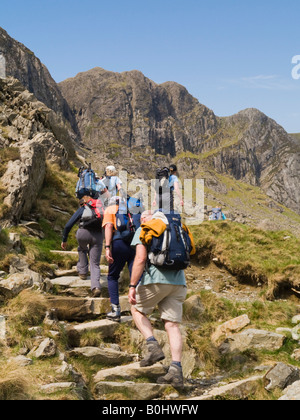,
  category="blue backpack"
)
[115,196,144,244]
[210,208,226,221]
[75,165,99,199]
[148,213,191,270]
